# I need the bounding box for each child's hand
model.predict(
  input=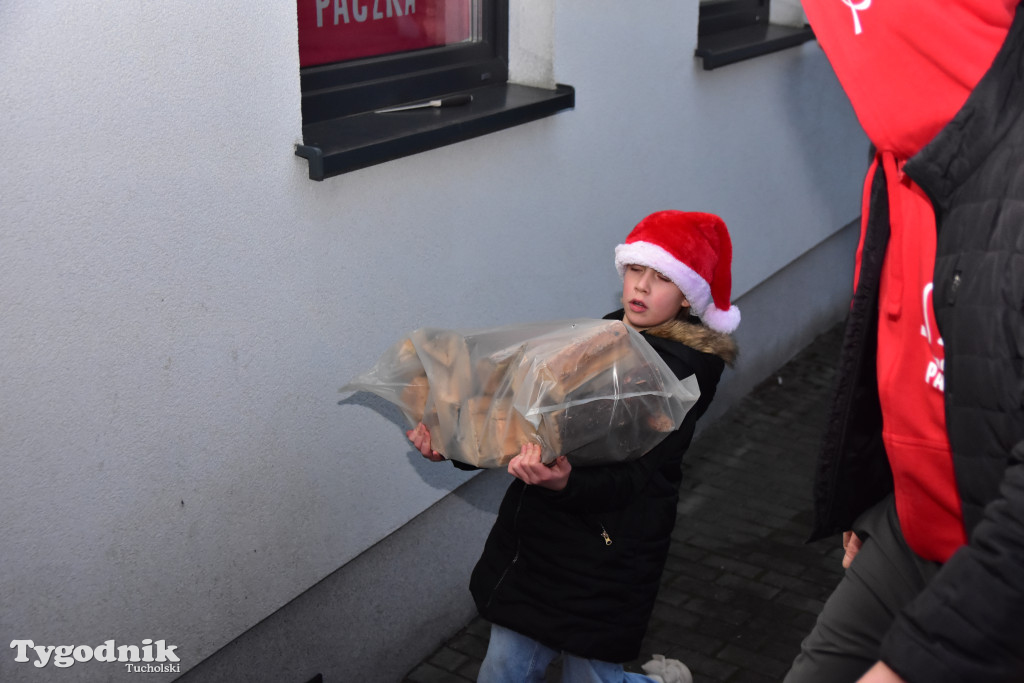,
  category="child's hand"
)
[507,443,571,491]
[842,531,863,568]
[407,423,444,462]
